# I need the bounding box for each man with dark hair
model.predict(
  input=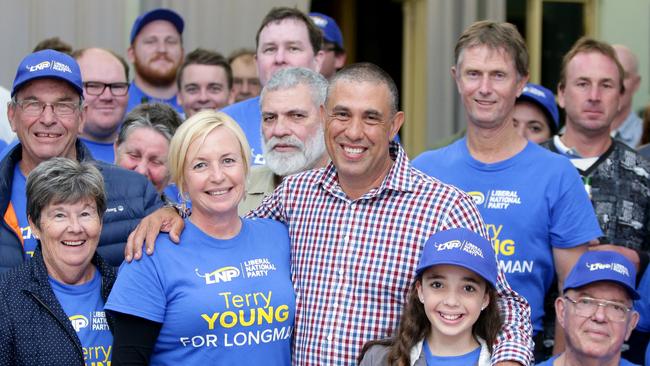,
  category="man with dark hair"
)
[74,48,130,163]
[222,7,324,166]
[126,8,184,114]
[0,49,162,271]
[541,37,650,364]
[310,12,347,79]
[413,21,602,360]
[127,62,532,366]
[33,36,73,54]
[176,48,232,118]
[228,49,261,103]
